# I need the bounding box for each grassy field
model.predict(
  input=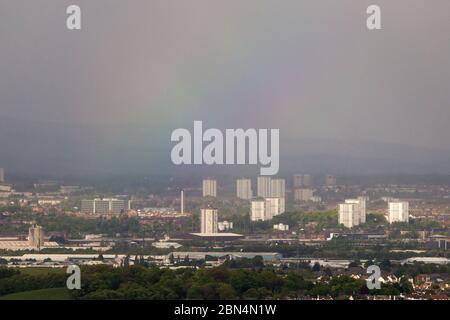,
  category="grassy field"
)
[0,287,73,300]
[0,268,70,300]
